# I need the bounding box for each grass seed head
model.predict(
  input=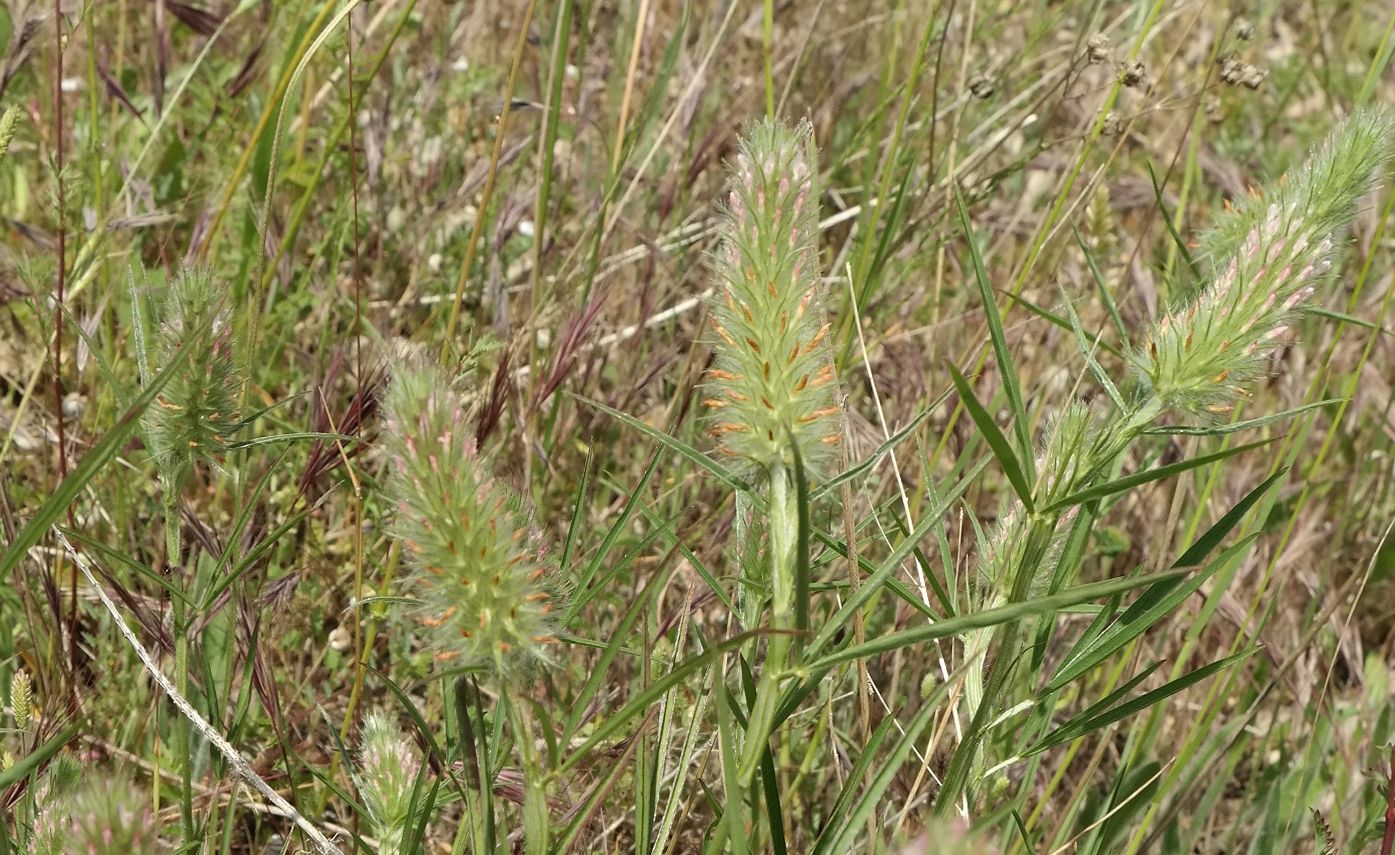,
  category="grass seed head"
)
[382,361,556,676]
[1136,109,1394,418]
[8,669,30,732]
[705,118,842,479]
